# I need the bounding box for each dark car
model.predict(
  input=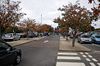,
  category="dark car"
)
[0,40,22,66]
